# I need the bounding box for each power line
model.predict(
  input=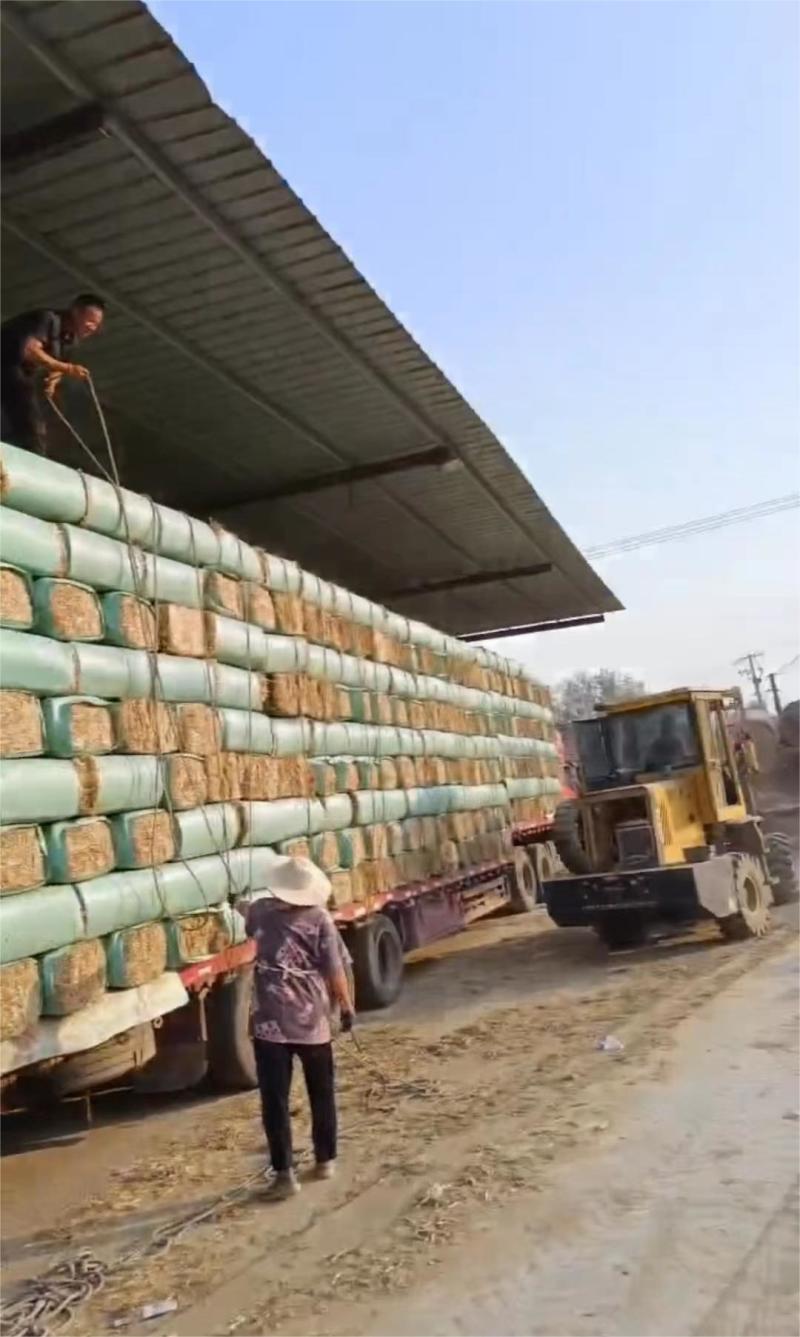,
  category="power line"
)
[586,493,799,560]
[734,651,765,709]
